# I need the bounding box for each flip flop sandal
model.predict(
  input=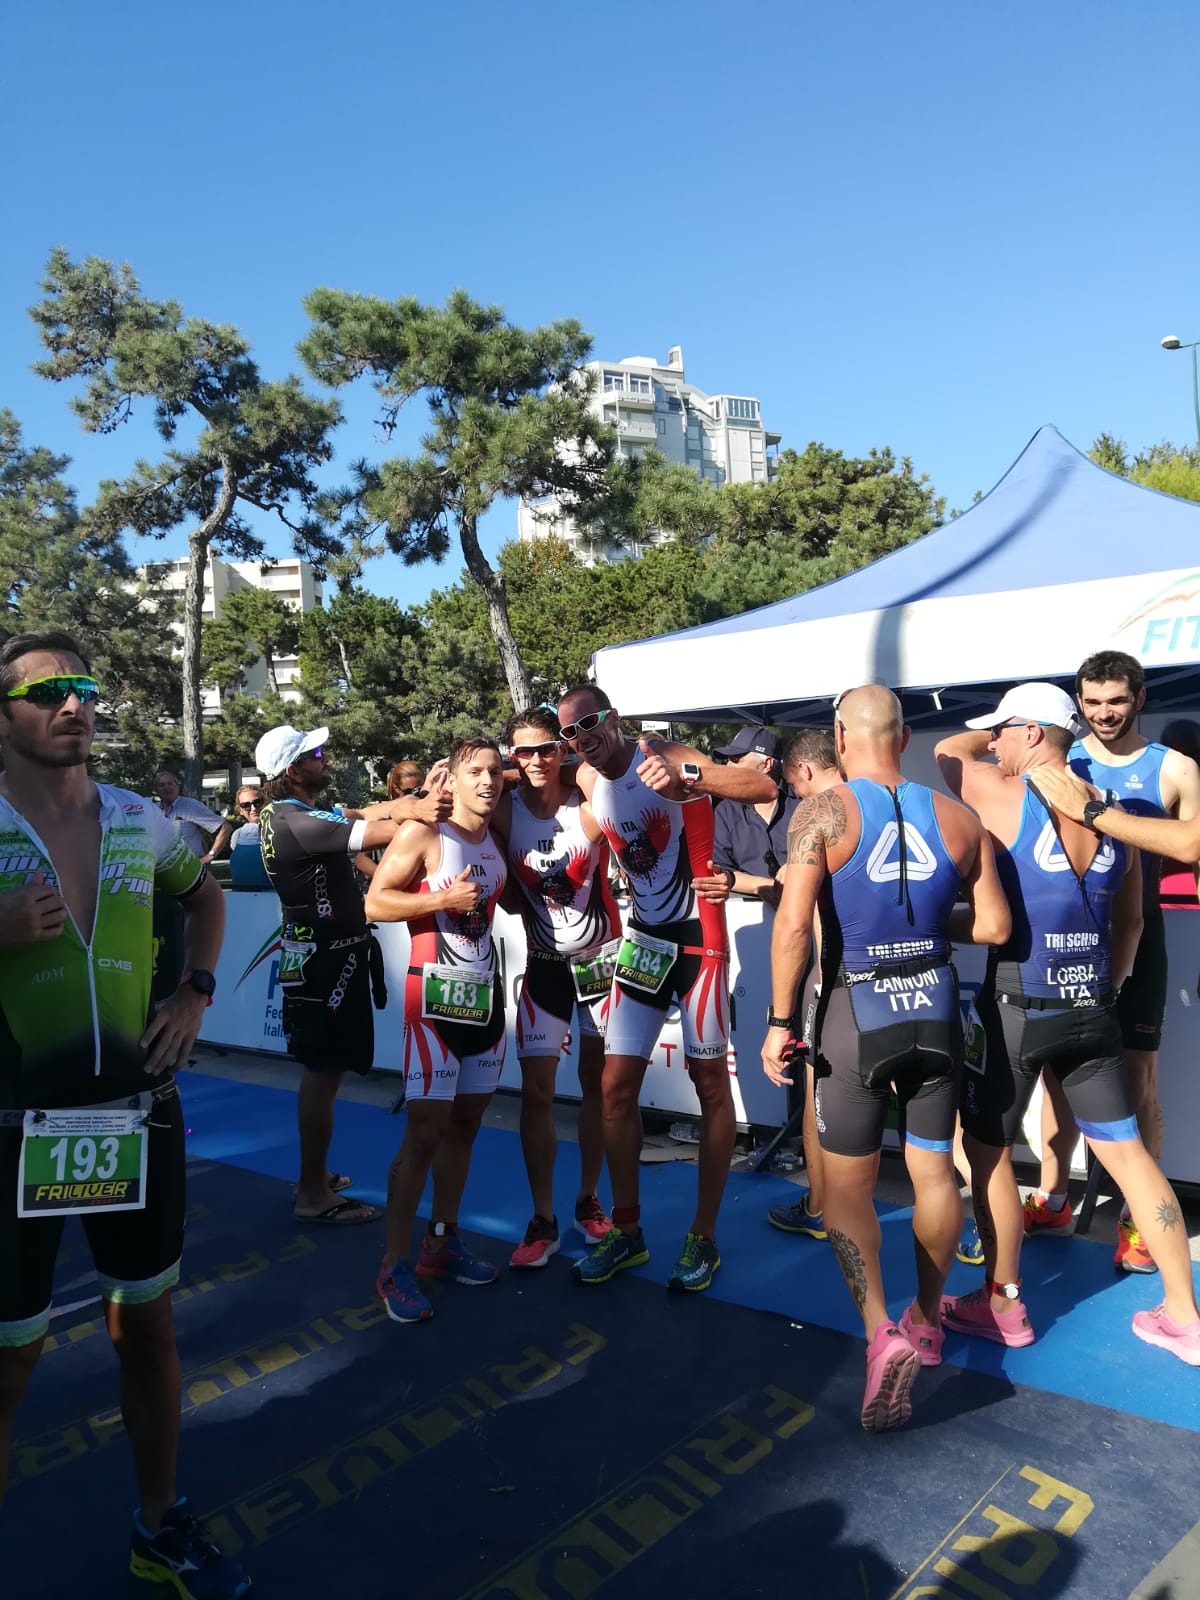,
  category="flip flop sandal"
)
[291,1172,353,1196]
[293,1198,380,1226]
